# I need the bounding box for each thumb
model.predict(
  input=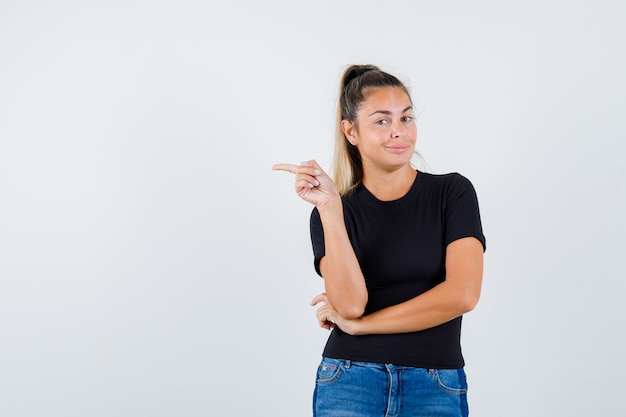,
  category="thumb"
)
[301,160,323,173]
